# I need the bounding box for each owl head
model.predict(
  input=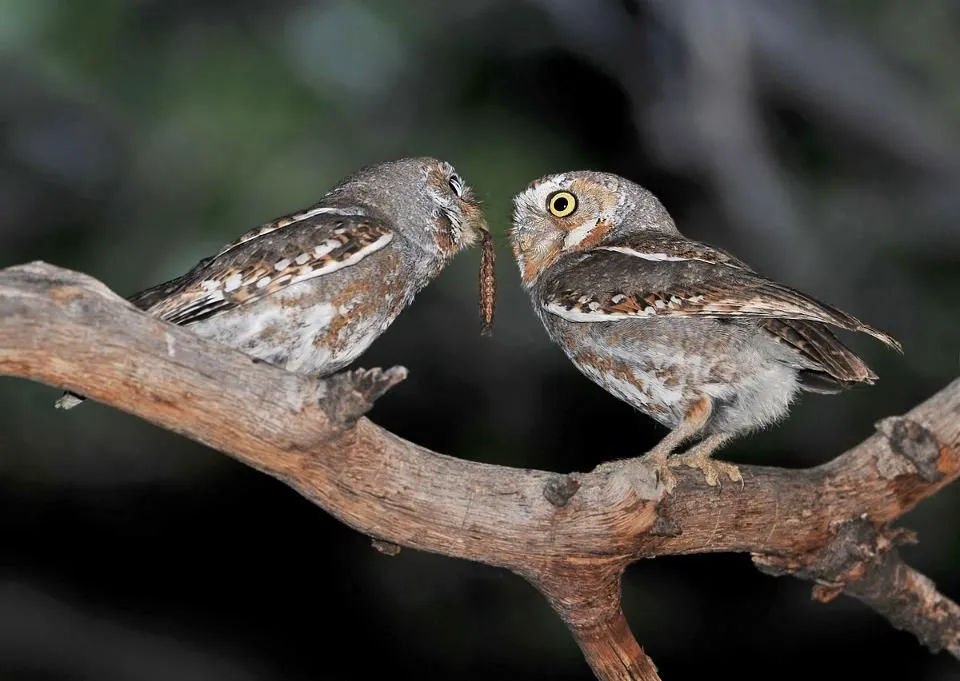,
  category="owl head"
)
[510,171,677,286]
[330,157,488,260]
